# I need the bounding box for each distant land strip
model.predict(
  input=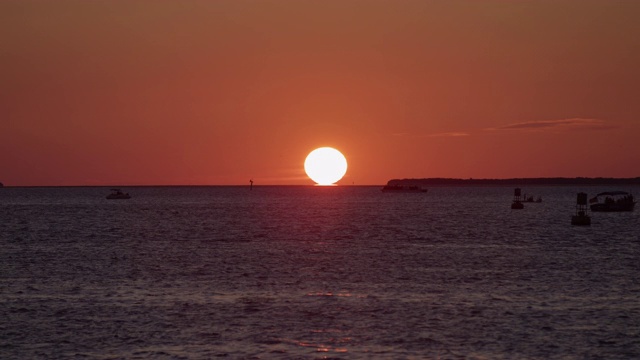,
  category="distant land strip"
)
[388,177,640,186]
